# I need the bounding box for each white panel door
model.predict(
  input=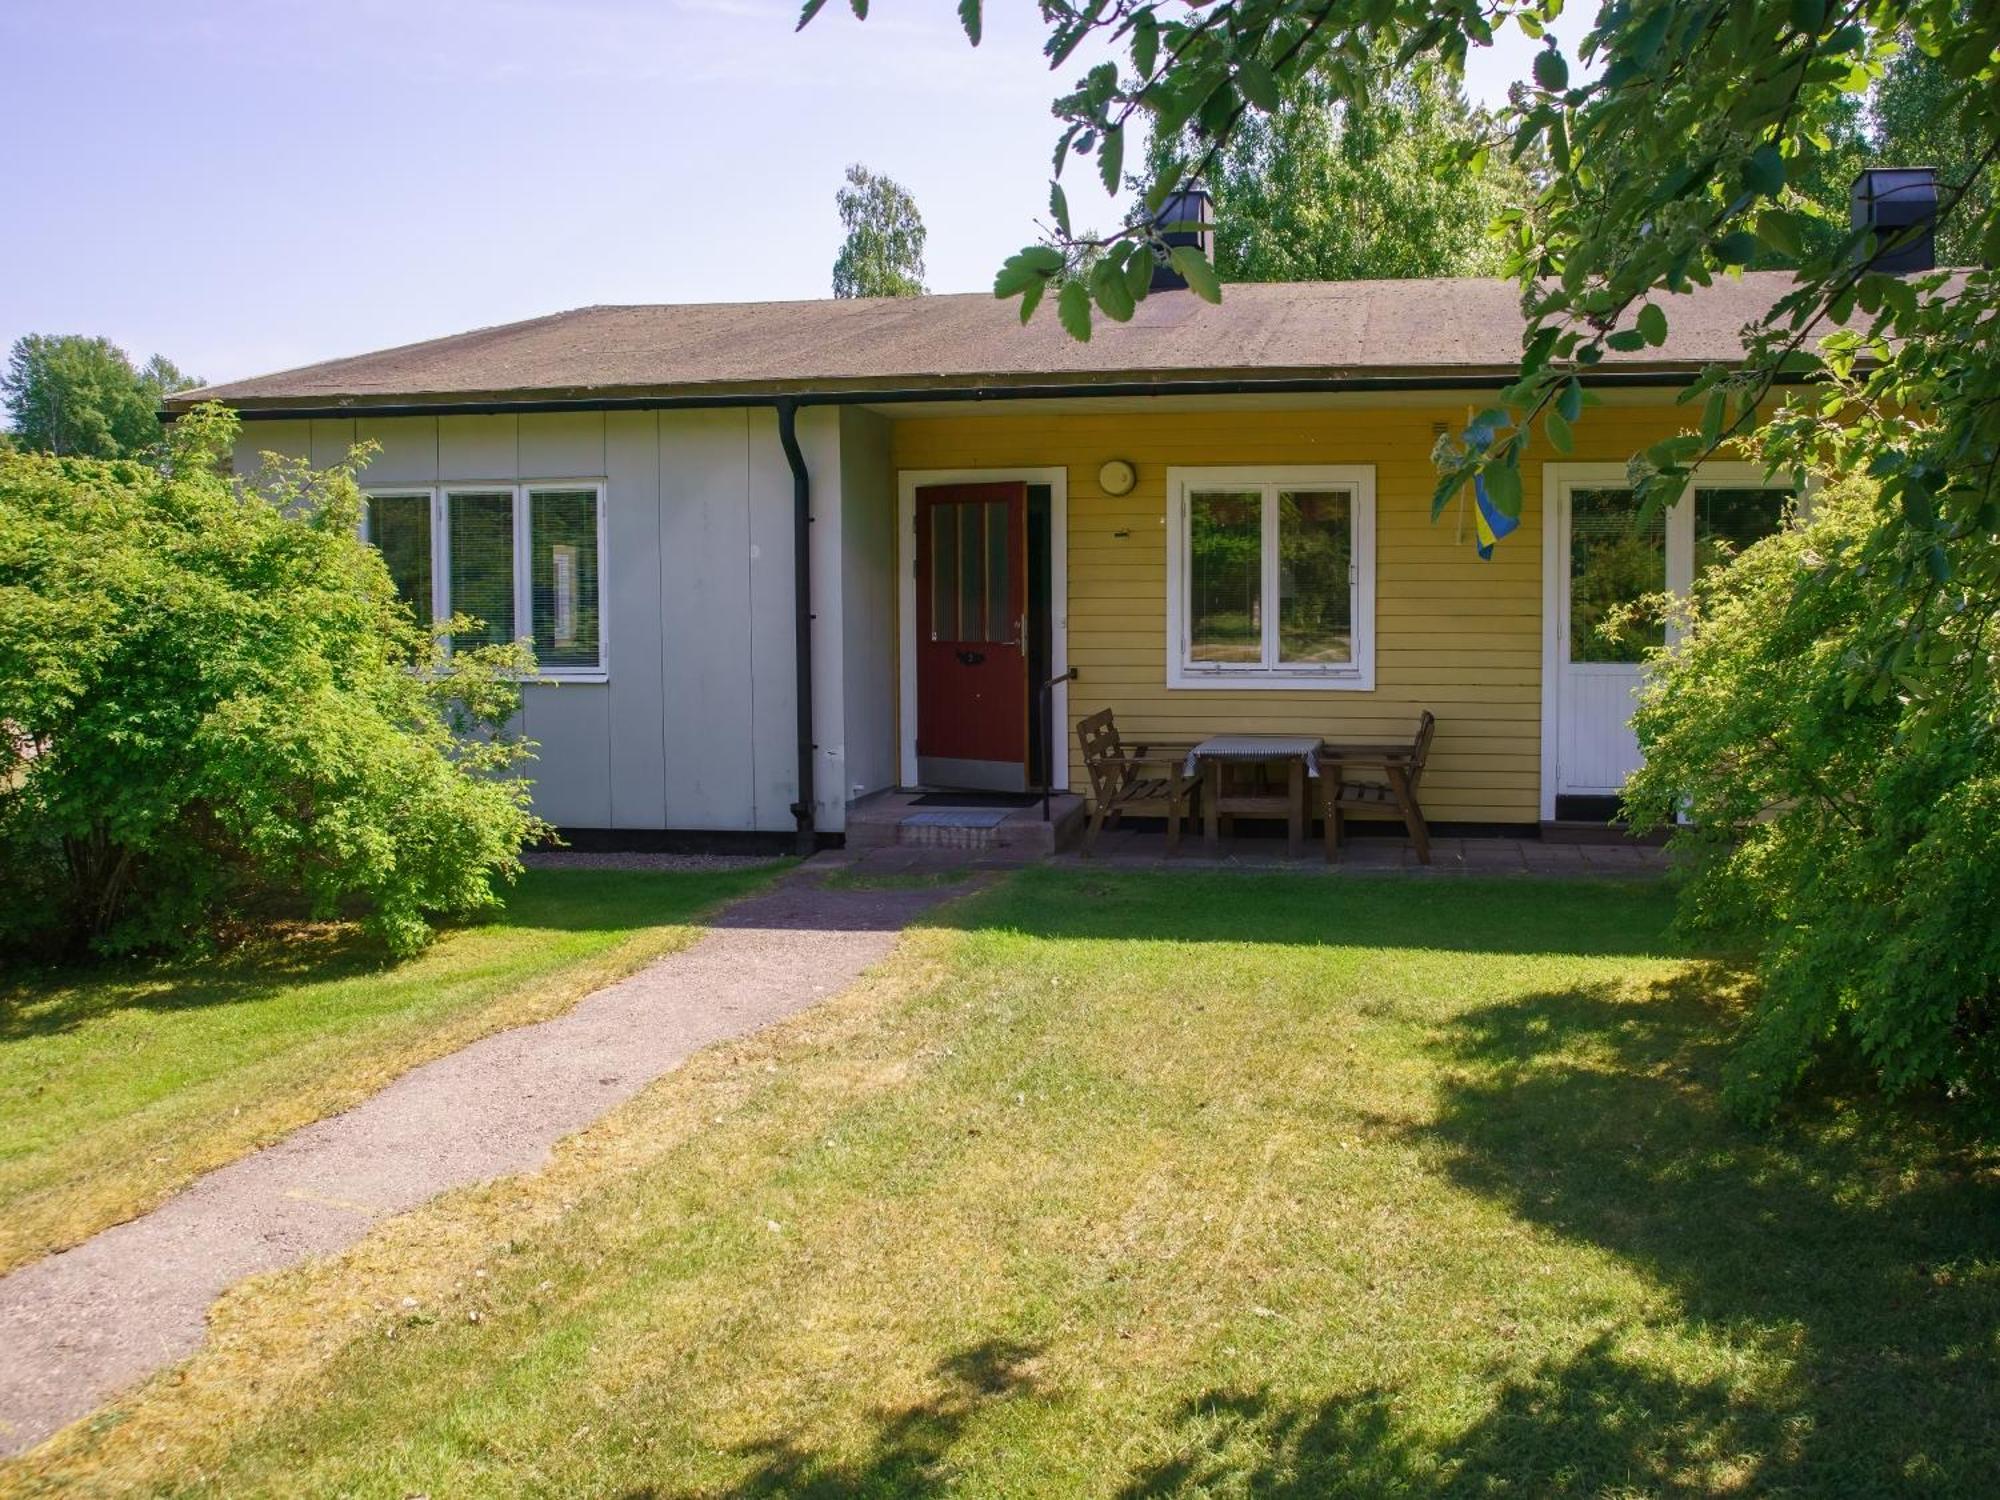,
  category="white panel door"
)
[1558,665,1649,794]
[1545,466,1795,814]
[1555,478,1666,799]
